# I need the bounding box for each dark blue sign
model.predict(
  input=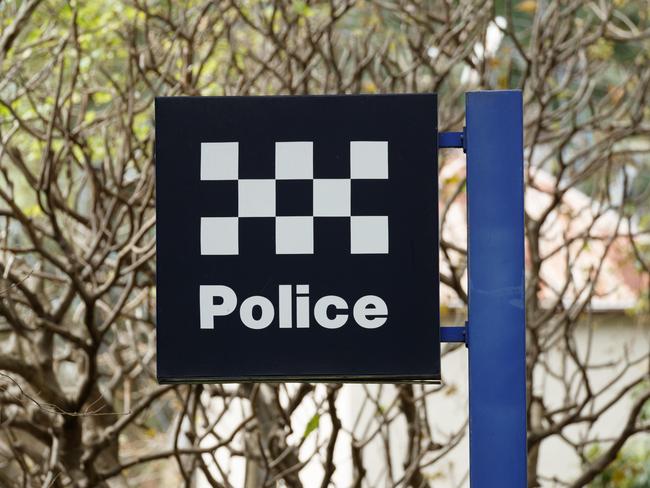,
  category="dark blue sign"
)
[155,94,439,382]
